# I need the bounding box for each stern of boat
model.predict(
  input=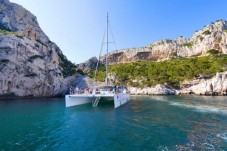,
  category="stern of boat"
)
[65,95,93,107]
[114,93,130,108]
